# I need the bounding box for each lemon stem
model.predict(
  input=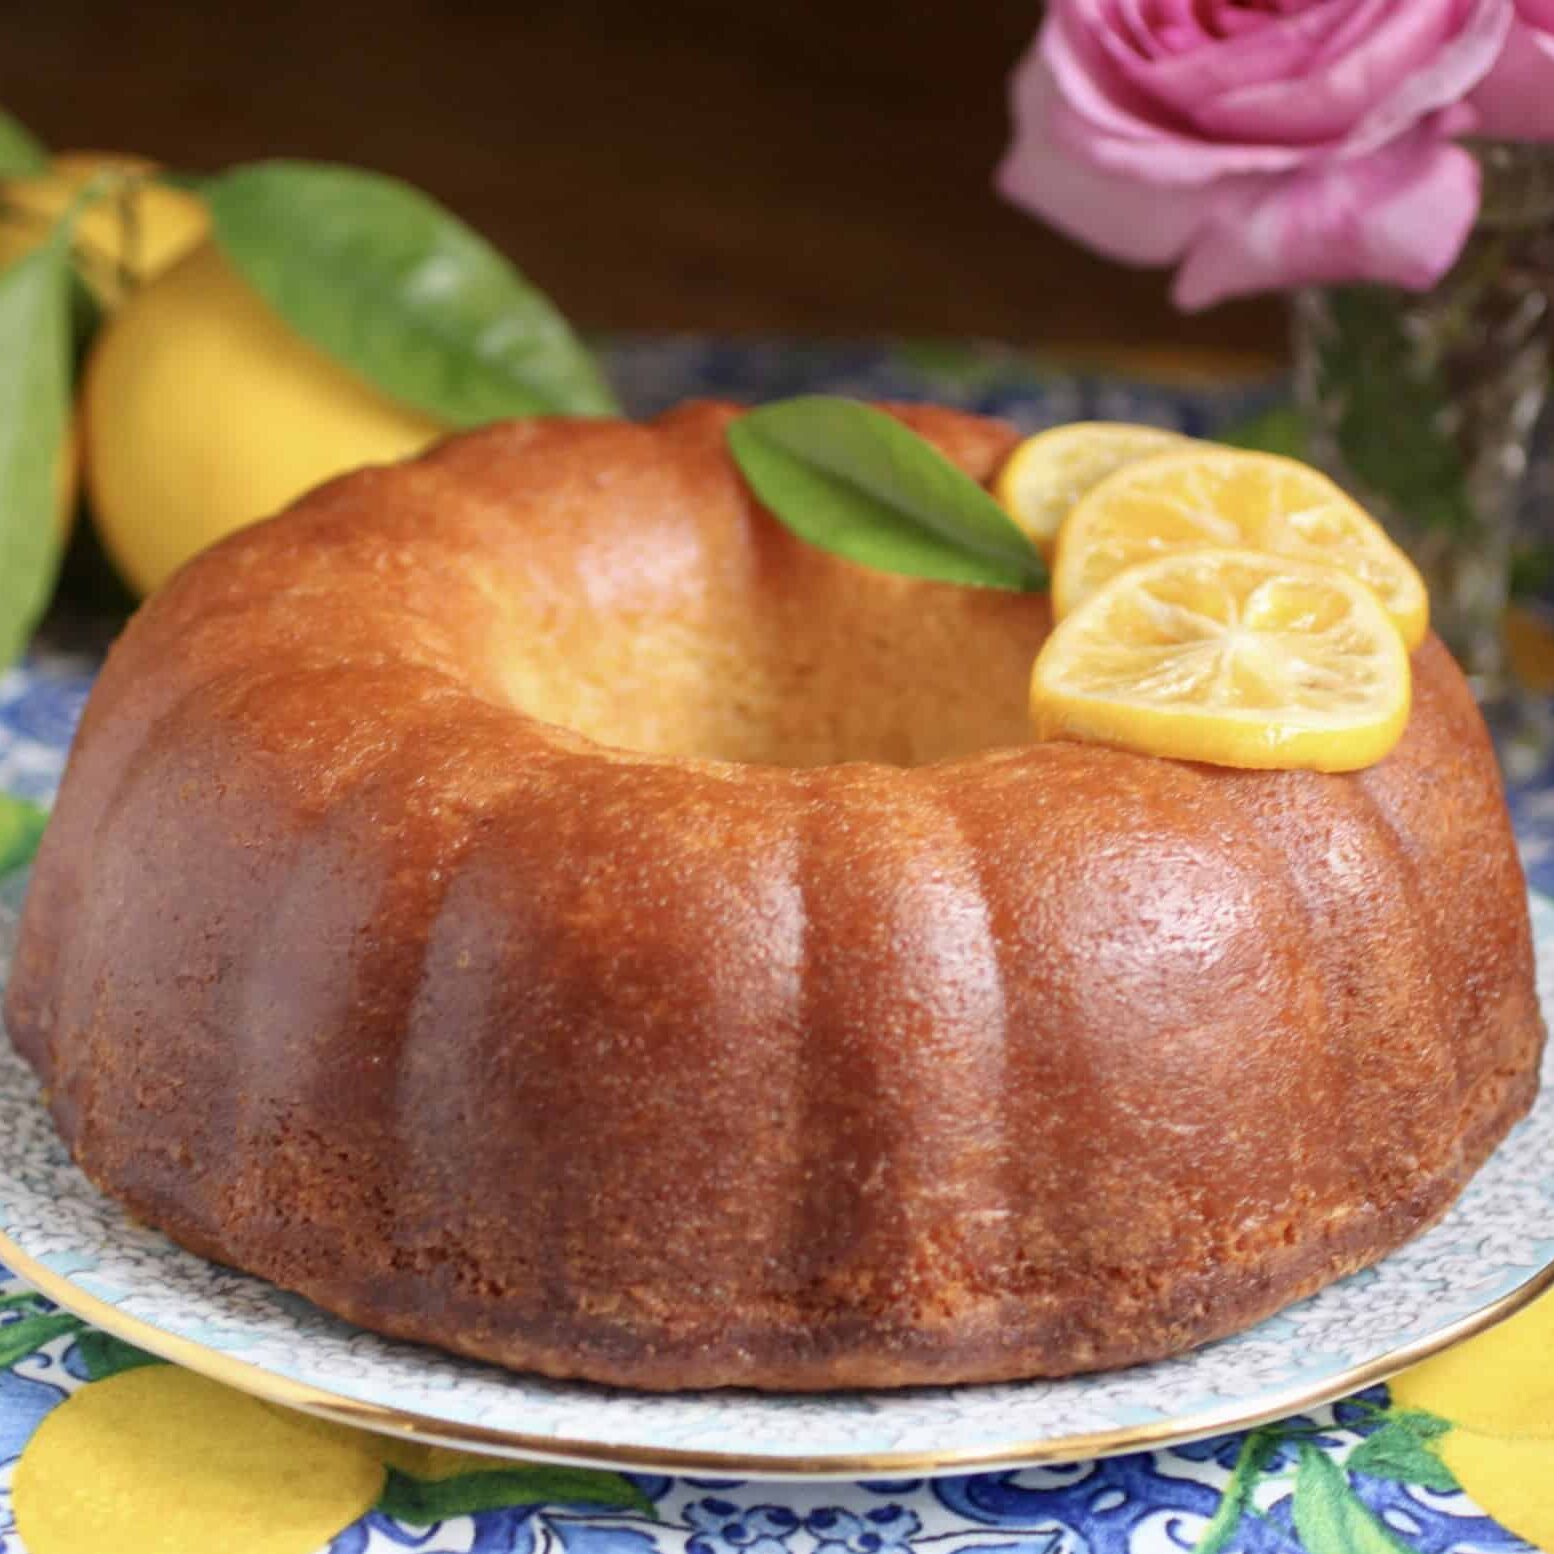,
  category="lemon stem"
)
[3,169,155,305]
